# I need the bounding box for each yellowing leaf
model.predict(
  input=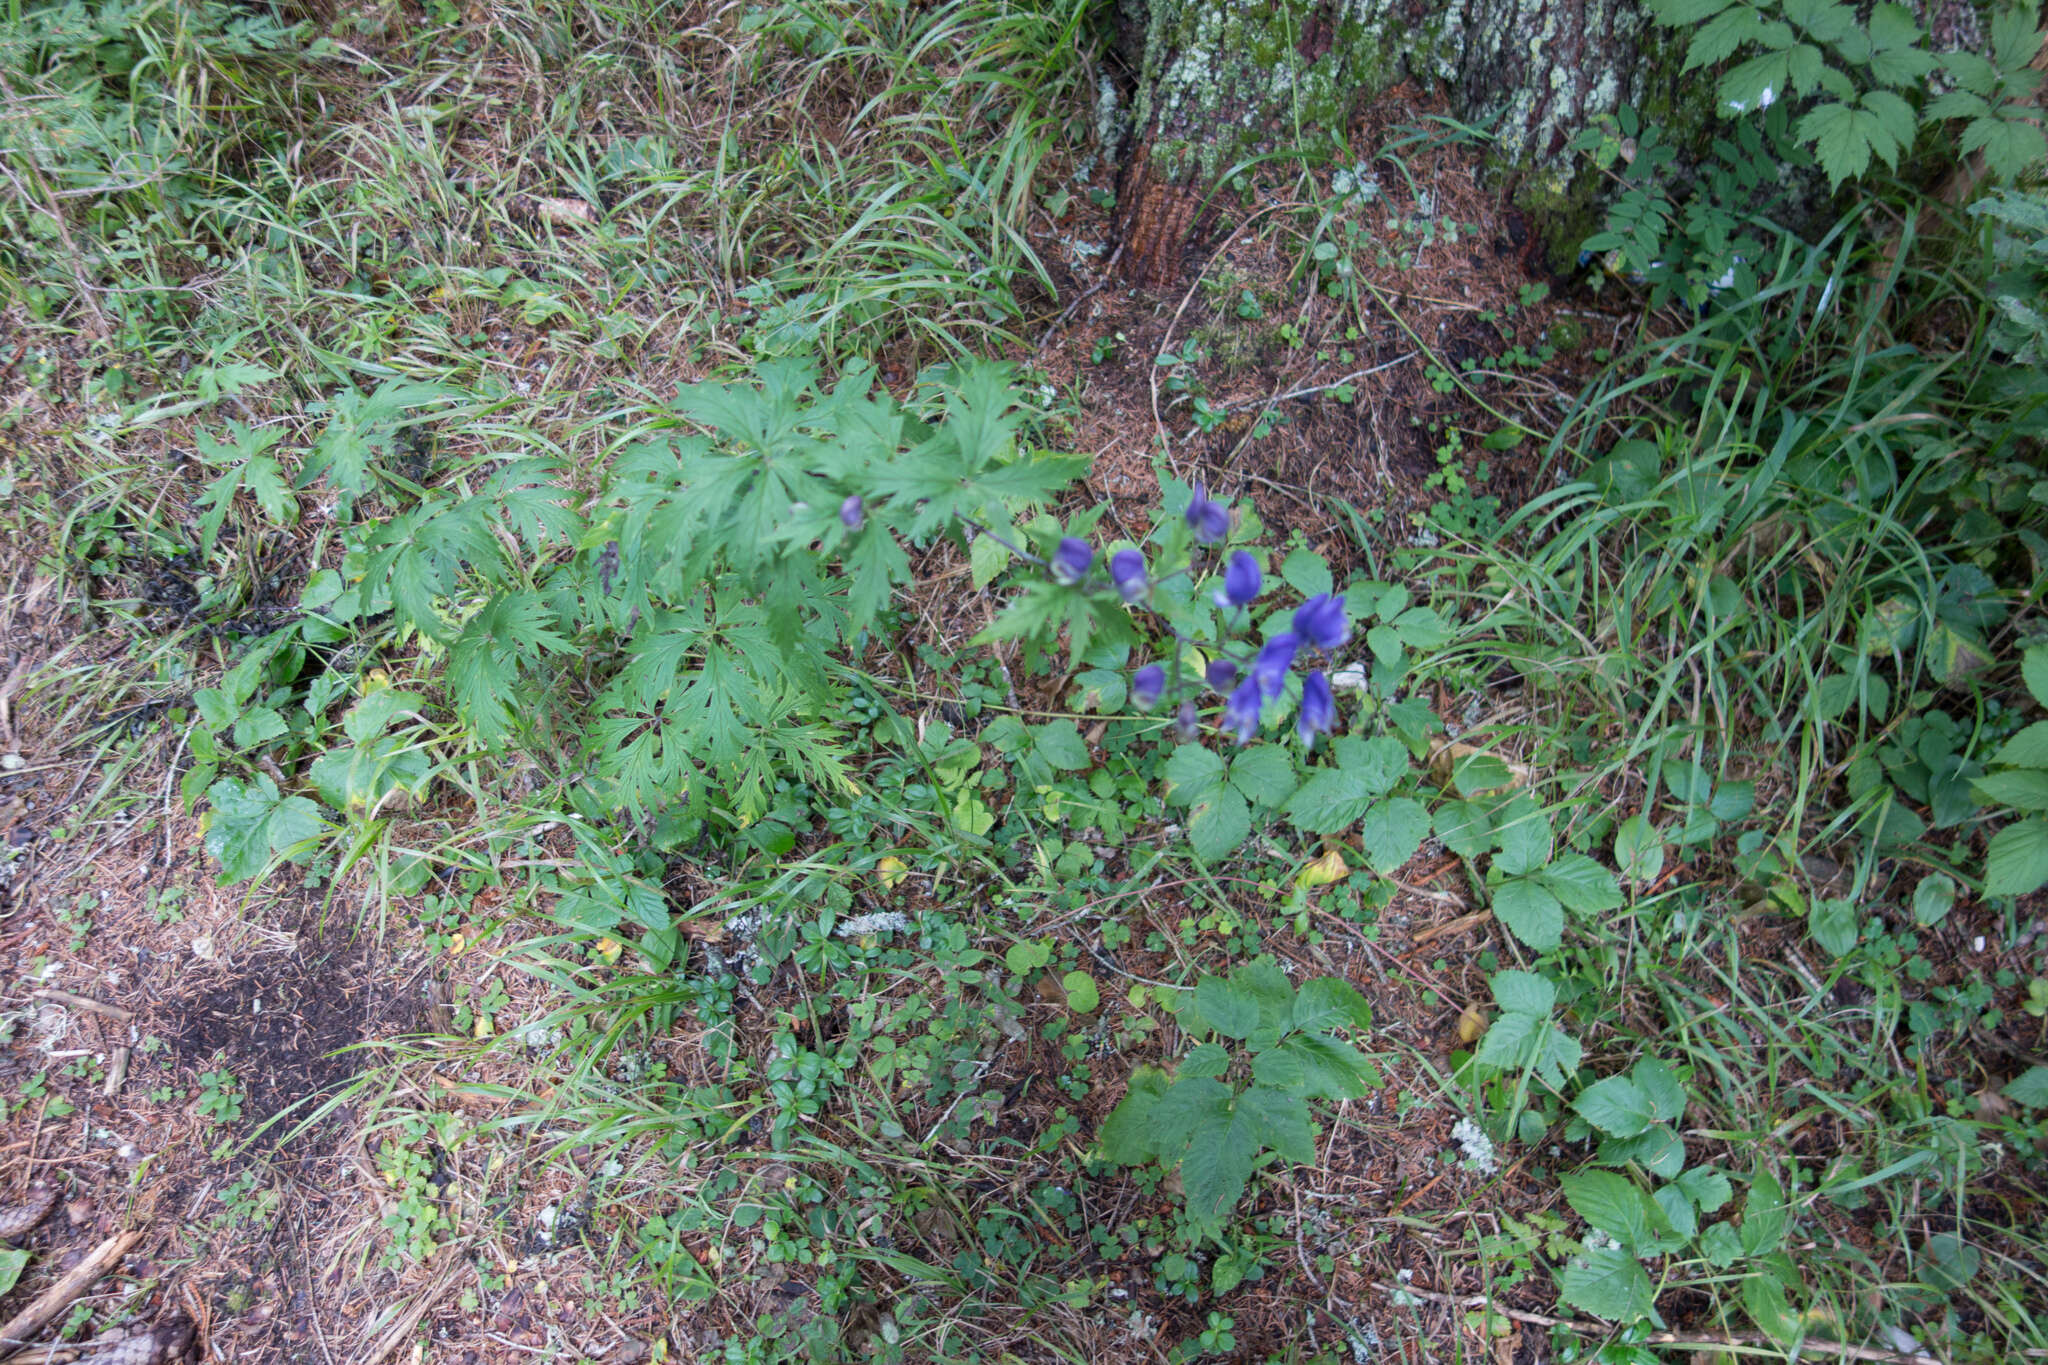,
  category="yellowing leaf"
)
[1457,1003,1489,1044]
[1297,848,1350,889]
[595,937,624,965]
[447,933,466,956]
[877,856,909,889]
